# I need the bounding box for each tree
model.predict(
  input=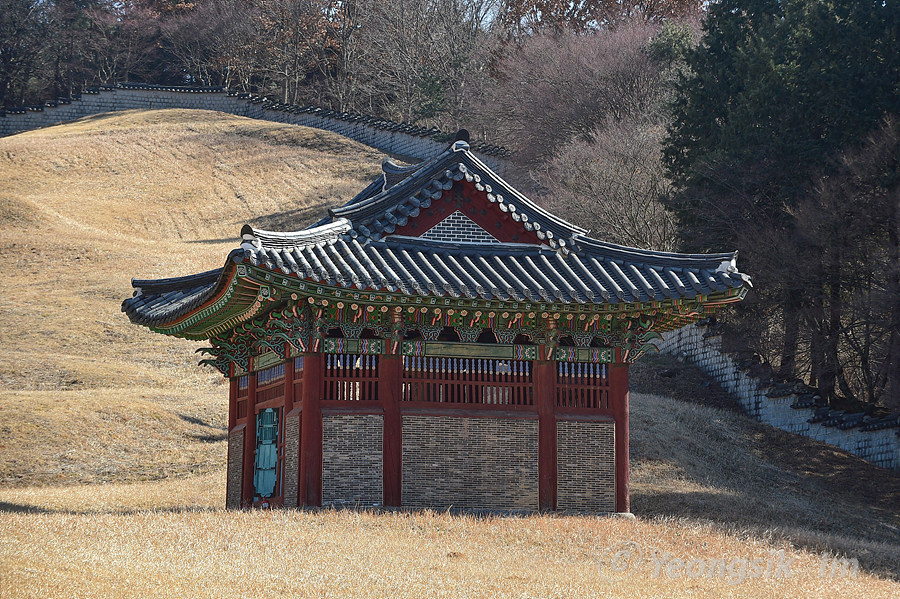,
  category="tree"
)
[544,117,678,251]
[476,18,666,165]
[495,0,703,36]
[358,0,495,124]
[664,0,900,405]
[795,119,900,409]
[87,1,163,85]
[0,0,46,106]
